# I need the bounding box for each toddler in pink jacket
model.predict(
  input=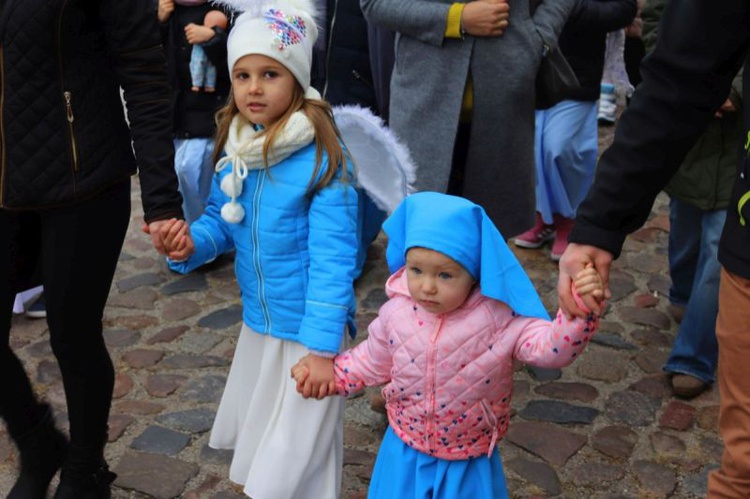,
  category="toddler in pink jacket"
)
[292,192,603,498]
